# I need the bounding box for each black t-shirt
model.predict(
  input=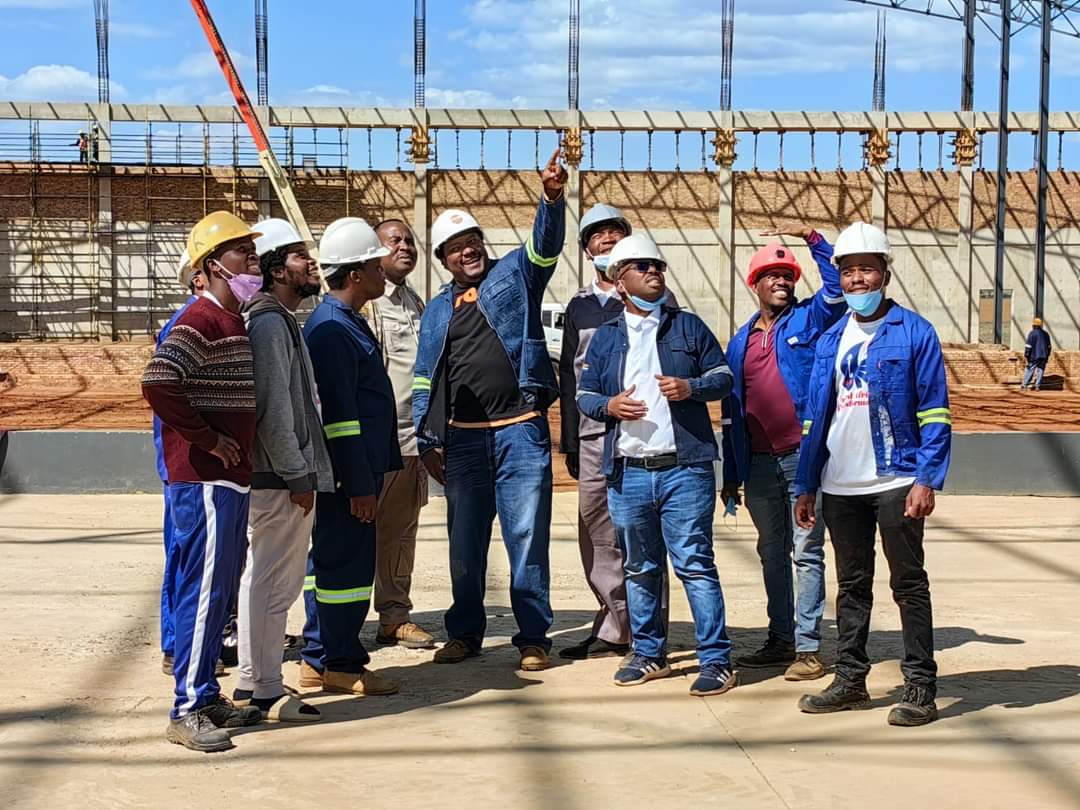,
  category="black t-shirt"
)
[445,283,531,423]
